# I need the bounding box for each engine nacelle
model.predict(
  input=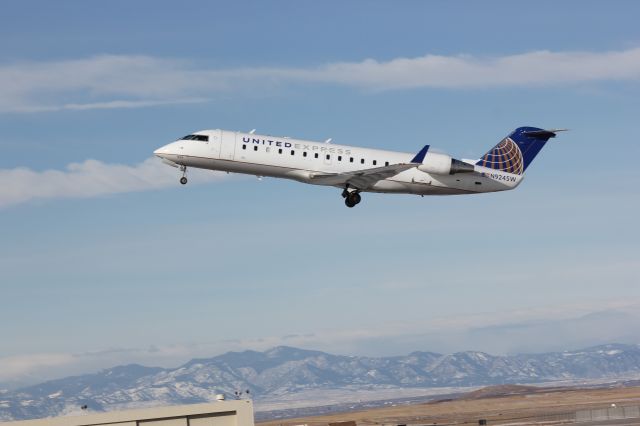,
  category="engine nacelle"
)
[417,152,475,175]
